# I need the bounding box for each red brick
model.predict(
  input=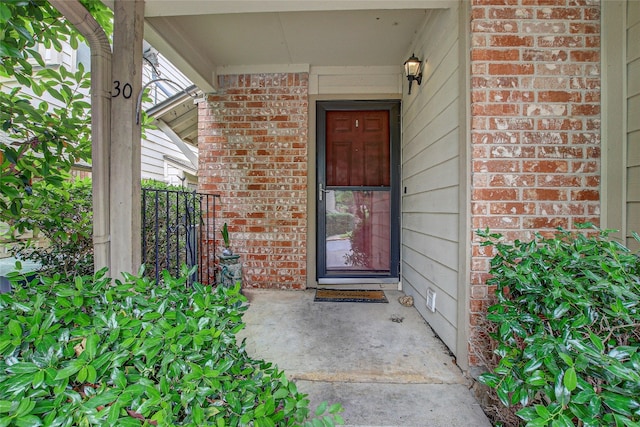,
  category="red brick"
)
[571,104,600,115]
[570,50,600,62]
[536,7,583,20]
[523,217,569,229]
[536,175,582,187]
[472,103,520,116]
[490,145,535,158]
[538,202,585,216]
[489,202,535,215]
[472,201,489,214]
[537,118,583,130]
[472,244,496,257]
[585,91,600,102]
[523,49,569,62]
[470,284,488,299]
[572,189,599,201]
[472,20,519,33]
[473,188,518,201]
[584,7,600,20]
[473,160,520,173]
[472,132,520,145]
[573,161,599,173]
[472,90,487,103]
[586,36,600,48]
[522,22,567,33]
[488,63,535,75]
[470,299,490,313]
[489,174,536,187]
[537,91,581,103]
[474,216,521,230]
[585,176,600,187]
[487,7,534,19]
[489,118,534,130]
[471,49,520,61]
[537,36,583,48]
[537,146,584,158]
[523,189,567,201]
[523,0,567,5]
[489,35,534,47]
[523,160,569,173]
[569,22,600,34]
[489,90,534,103]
